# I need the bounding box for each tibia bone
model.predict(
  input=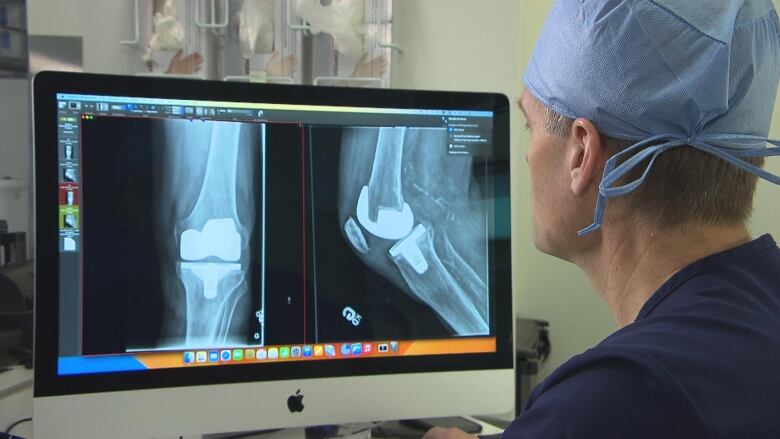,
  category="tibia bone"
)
[356,127,414,240]
[388,224,428,274]
[180,262,241,299]
[344,216,370,254]
[179,266,246,347]
[389,223,488,335]
[437,230,488,323]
